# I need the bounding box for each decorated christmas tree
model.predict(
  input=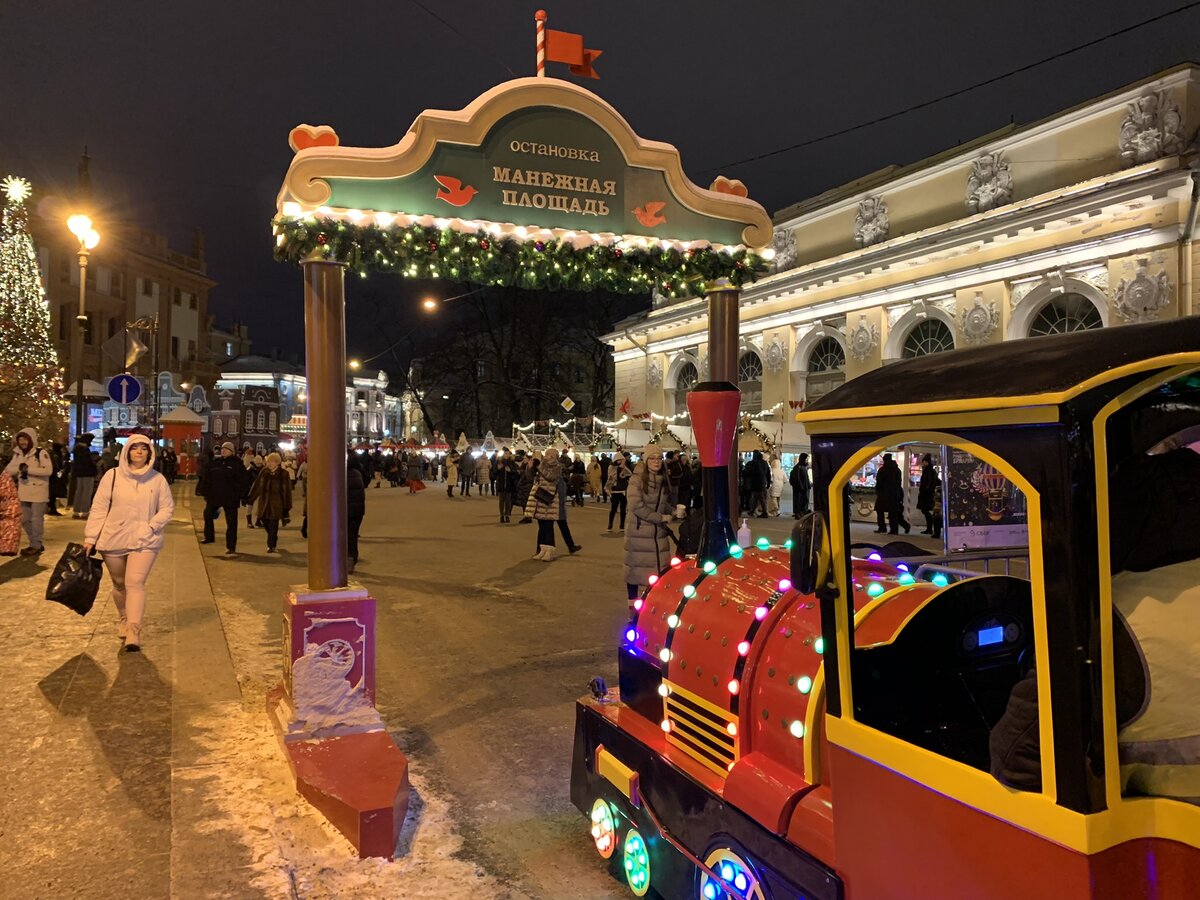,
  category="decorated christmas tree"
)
[0,176,66,447]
